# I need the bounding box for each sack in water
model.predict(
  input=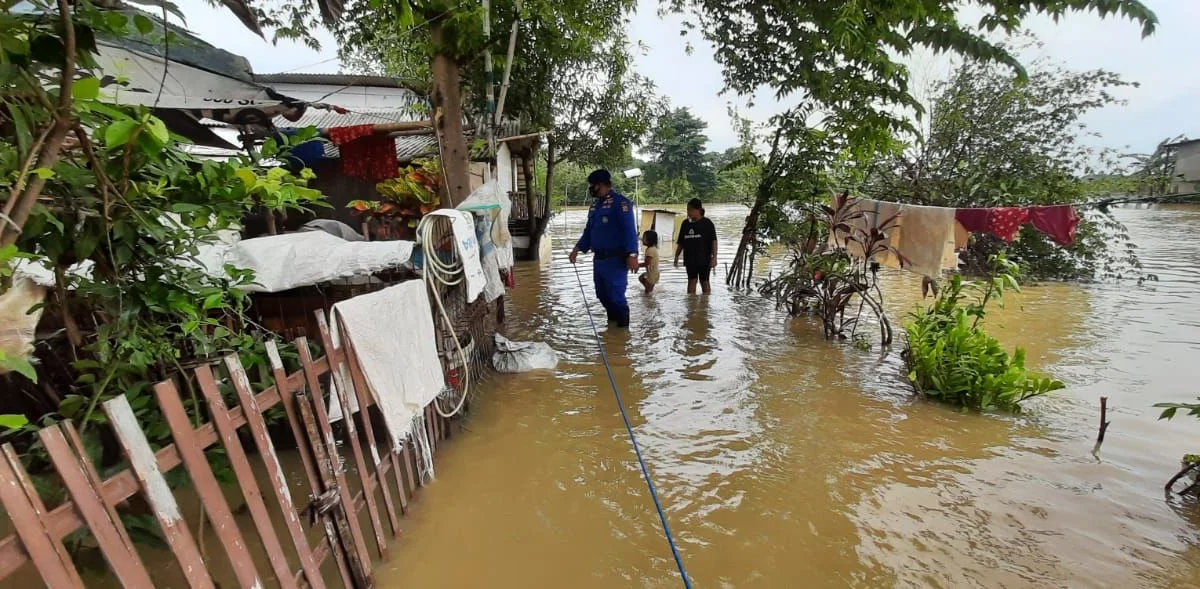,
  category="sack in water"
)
[492,334,558,373]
